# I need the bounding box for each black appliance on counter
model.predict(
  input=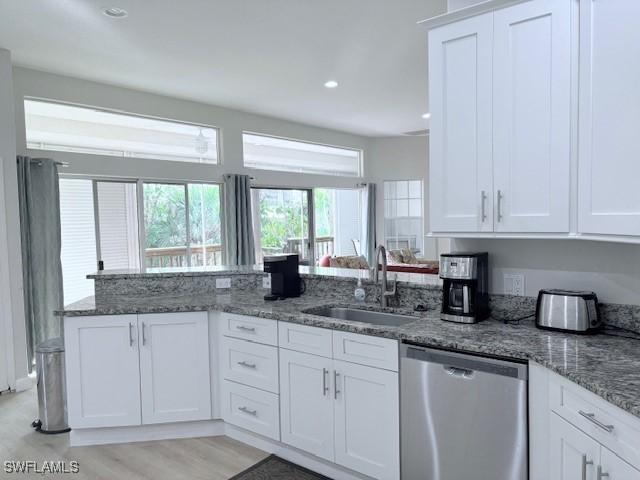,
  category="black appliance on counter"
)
[440,252,490,323]
[264,254,302,301]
